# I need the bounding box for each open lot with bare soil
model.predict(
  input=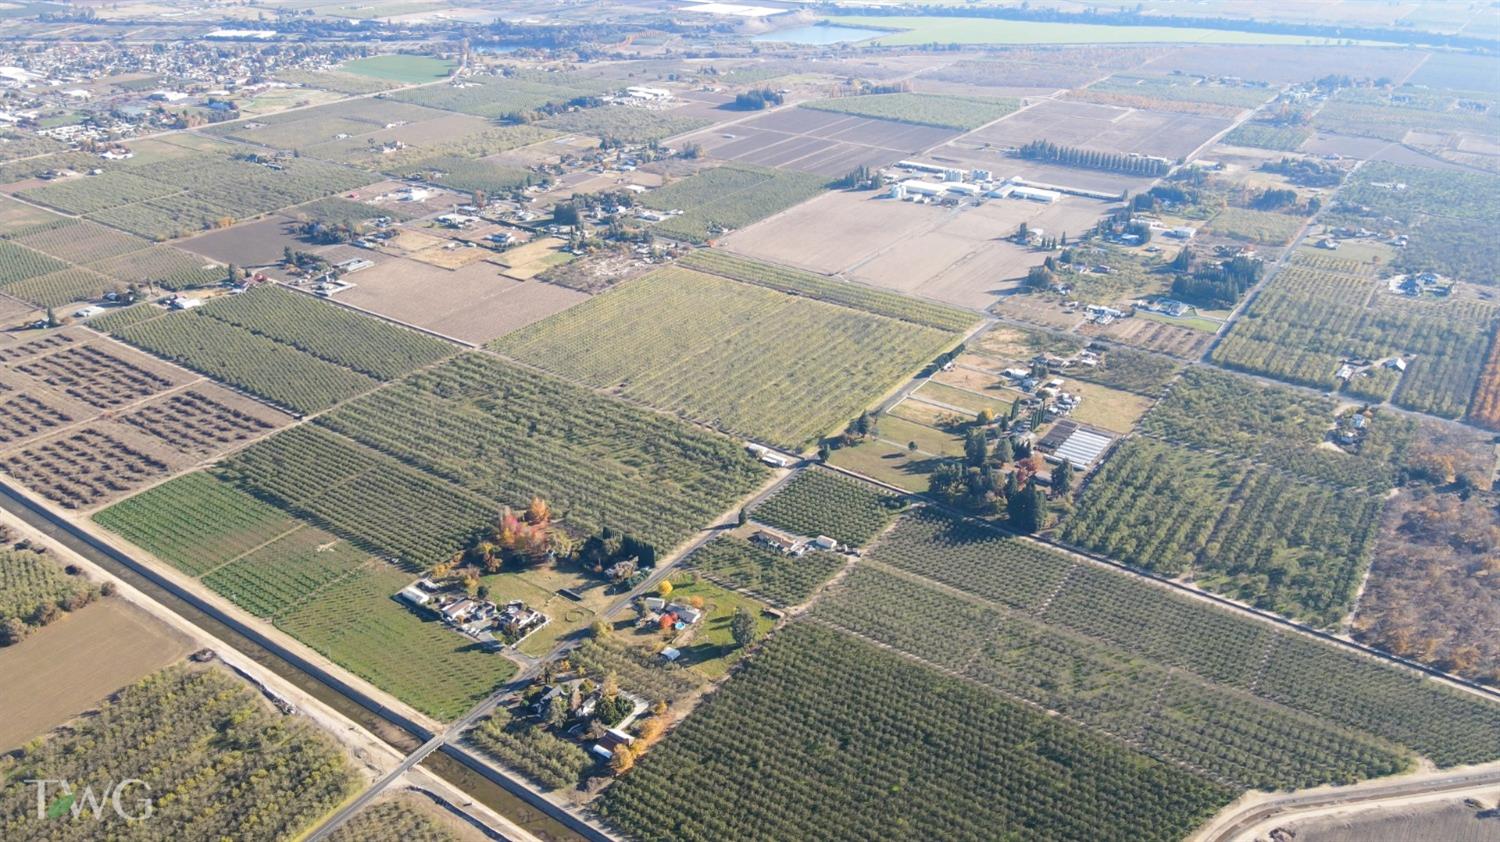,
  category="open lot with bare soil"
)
[724,189,938,276]
[1287,798,1500,842]
[1078,313,1215,358]
[991,290,1088,330]
[1138,45,1429,85]
[334,256,588,344]
[679,106,962,177]
[956,98,1232,163]
[724,189,1108,309]
[1297,130,1476,172]
[0,596,193,752]
[179,215,311,267]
